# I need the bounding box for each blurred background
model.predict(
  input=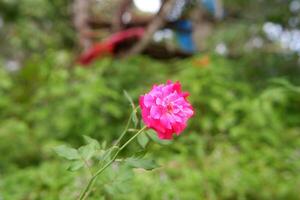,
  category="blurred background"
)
[0,0,300,199]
